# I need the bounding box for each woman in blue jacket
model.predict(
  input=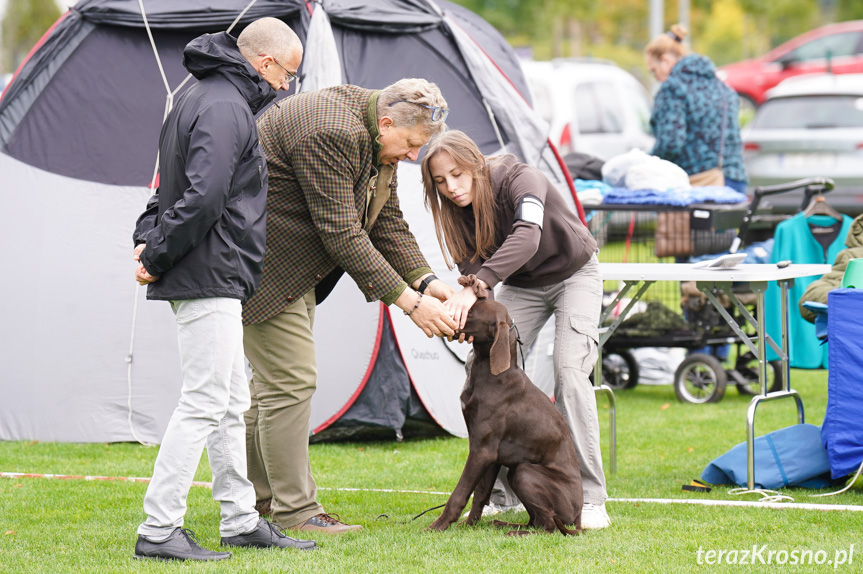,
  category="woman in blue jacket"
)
[646,25,747,193]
